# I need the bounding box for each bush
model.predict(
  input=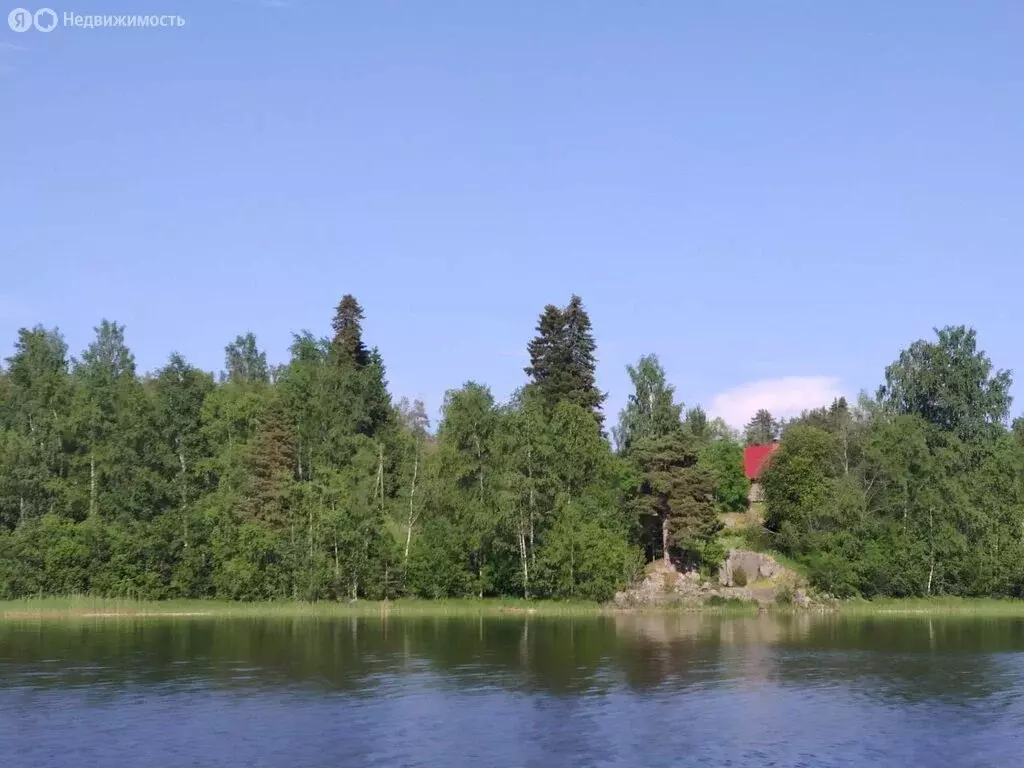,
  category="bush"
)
[733,567,748,587]
[705,595,751,608]
[699,539,727,577]
[741,524,773,552]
